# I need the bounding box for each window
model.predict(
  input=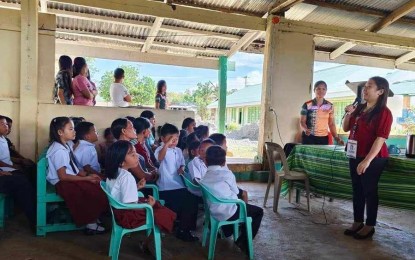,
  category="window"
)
[332,99,354,128]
